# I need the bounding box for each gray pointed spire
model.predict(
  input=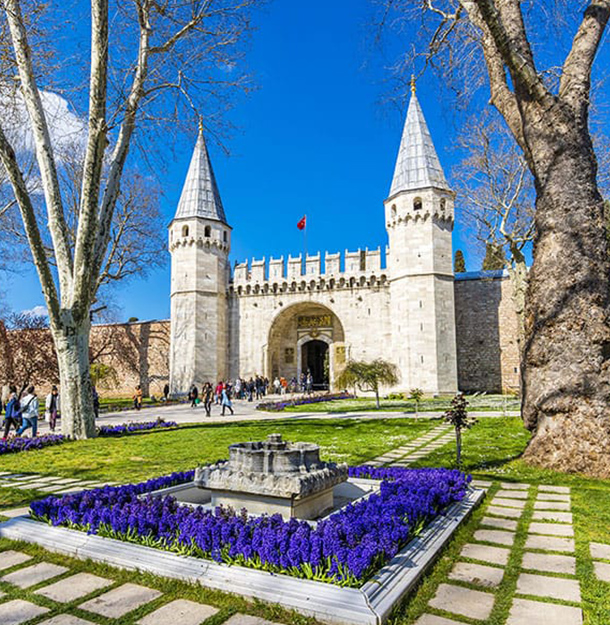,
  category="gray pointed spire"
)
[389,91,450,197]
[174,128,227,223]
